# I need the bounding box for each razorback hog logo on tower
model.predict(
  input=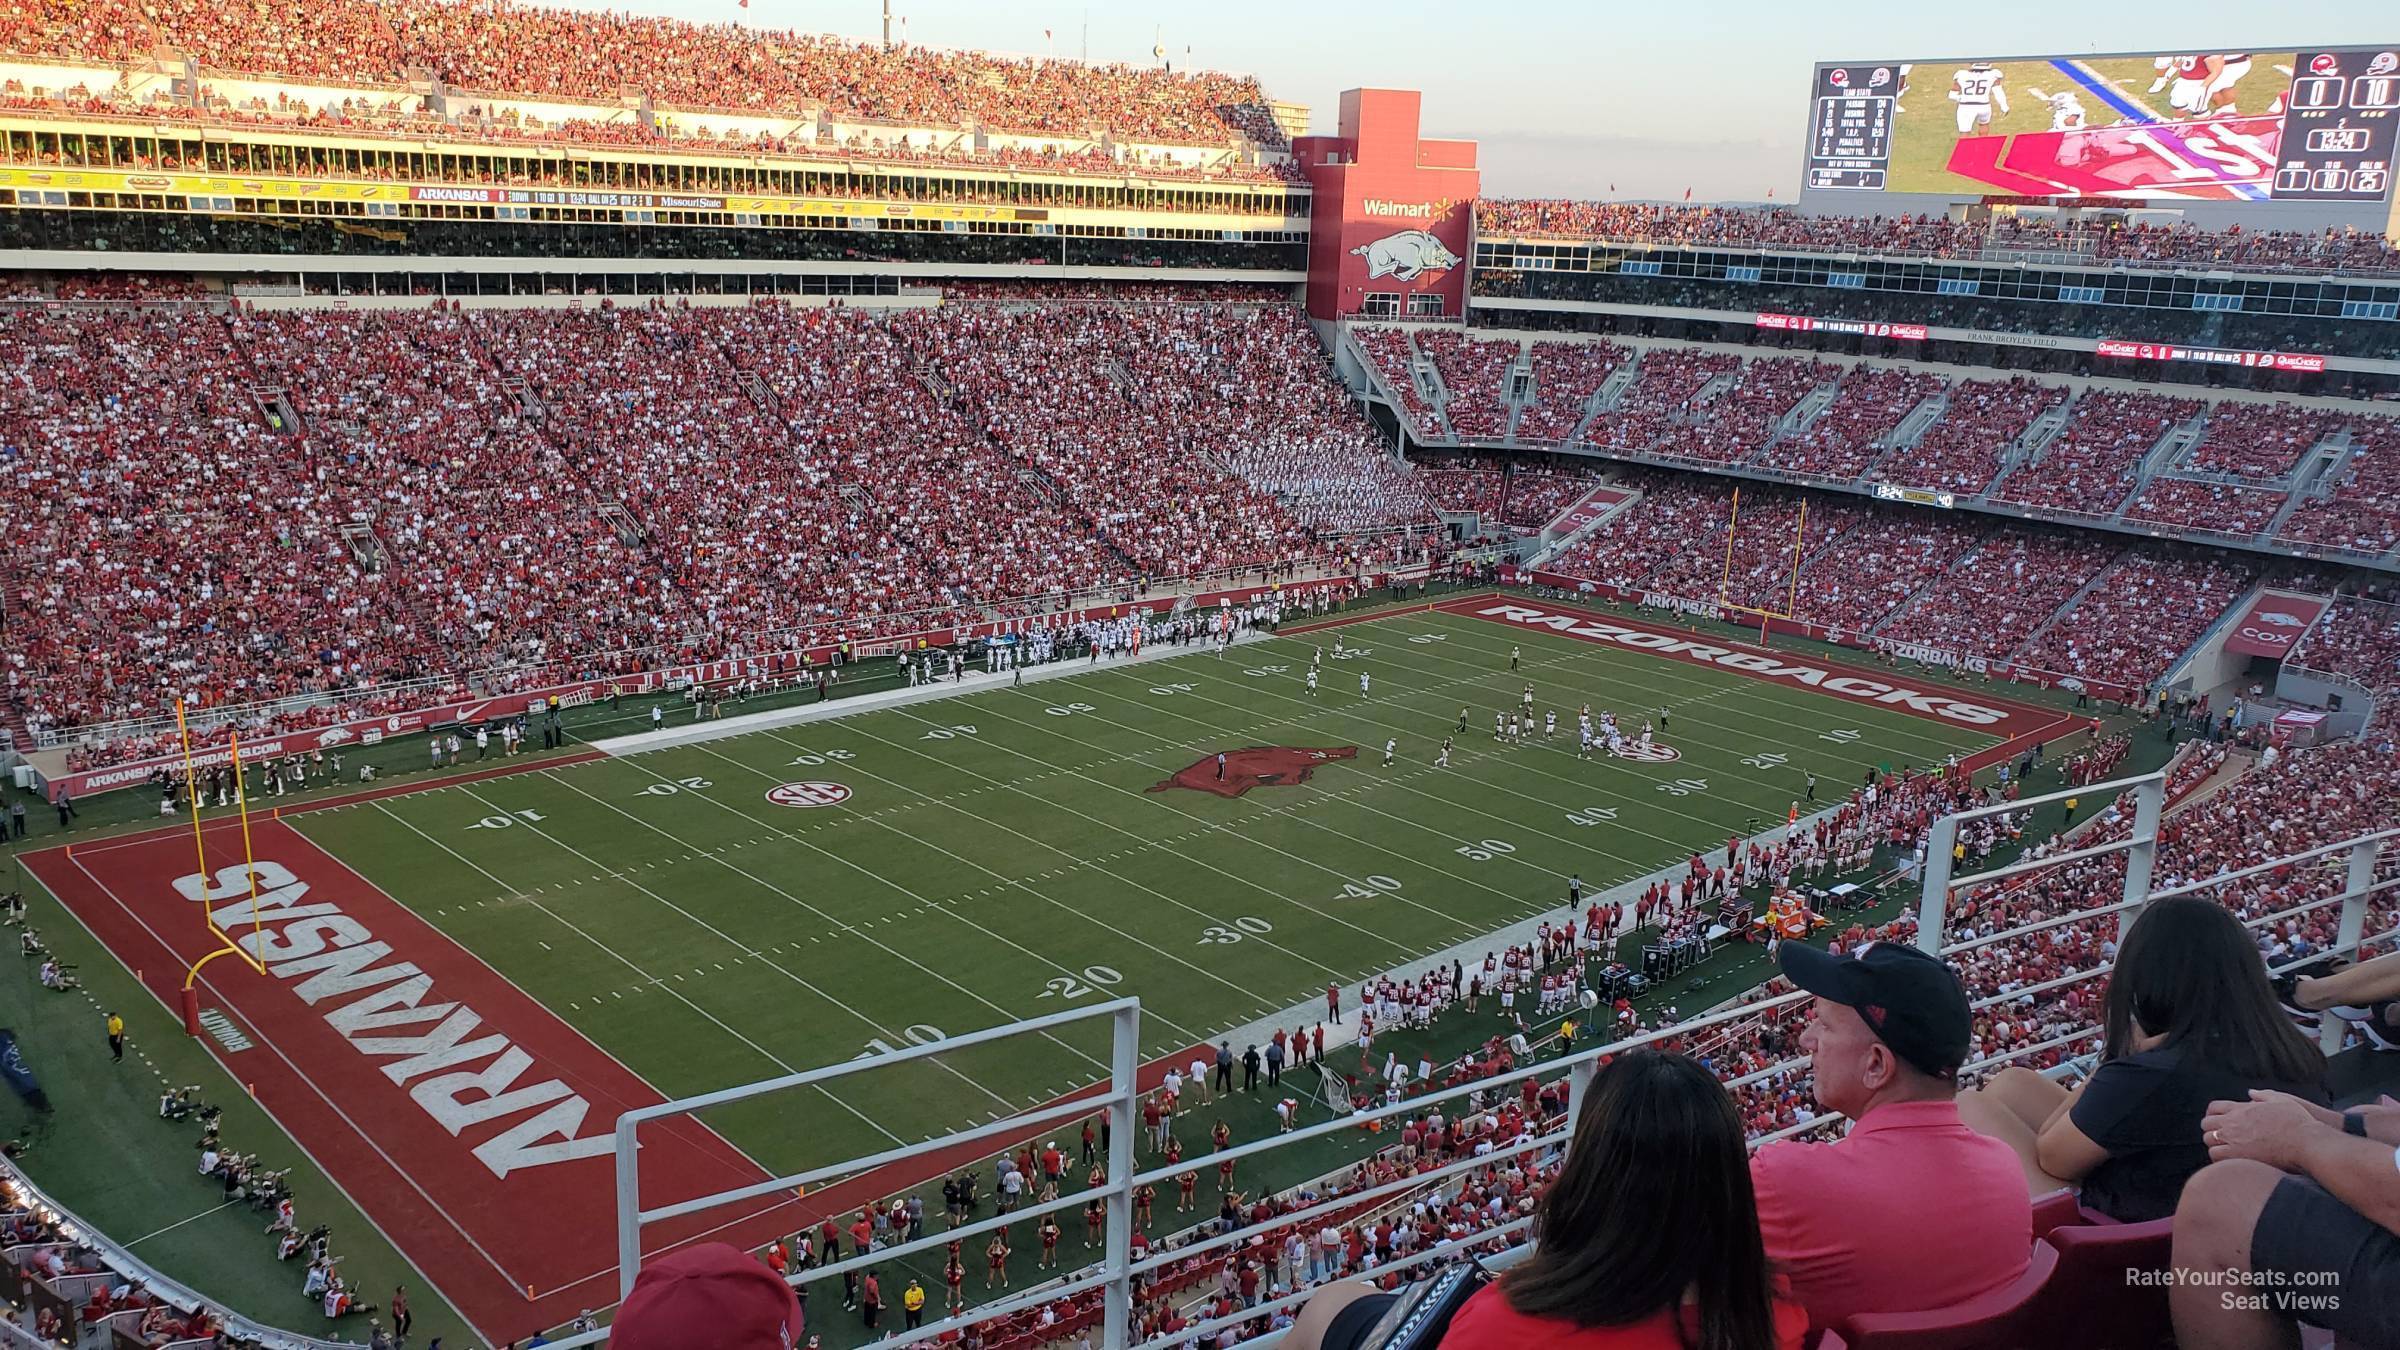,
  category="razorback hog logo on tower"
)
[1351,229,1461,281]
[1150,746,1359,798]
